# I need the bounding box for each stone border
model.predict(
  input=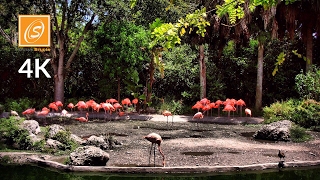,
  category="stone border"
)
[1,152,320,174]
